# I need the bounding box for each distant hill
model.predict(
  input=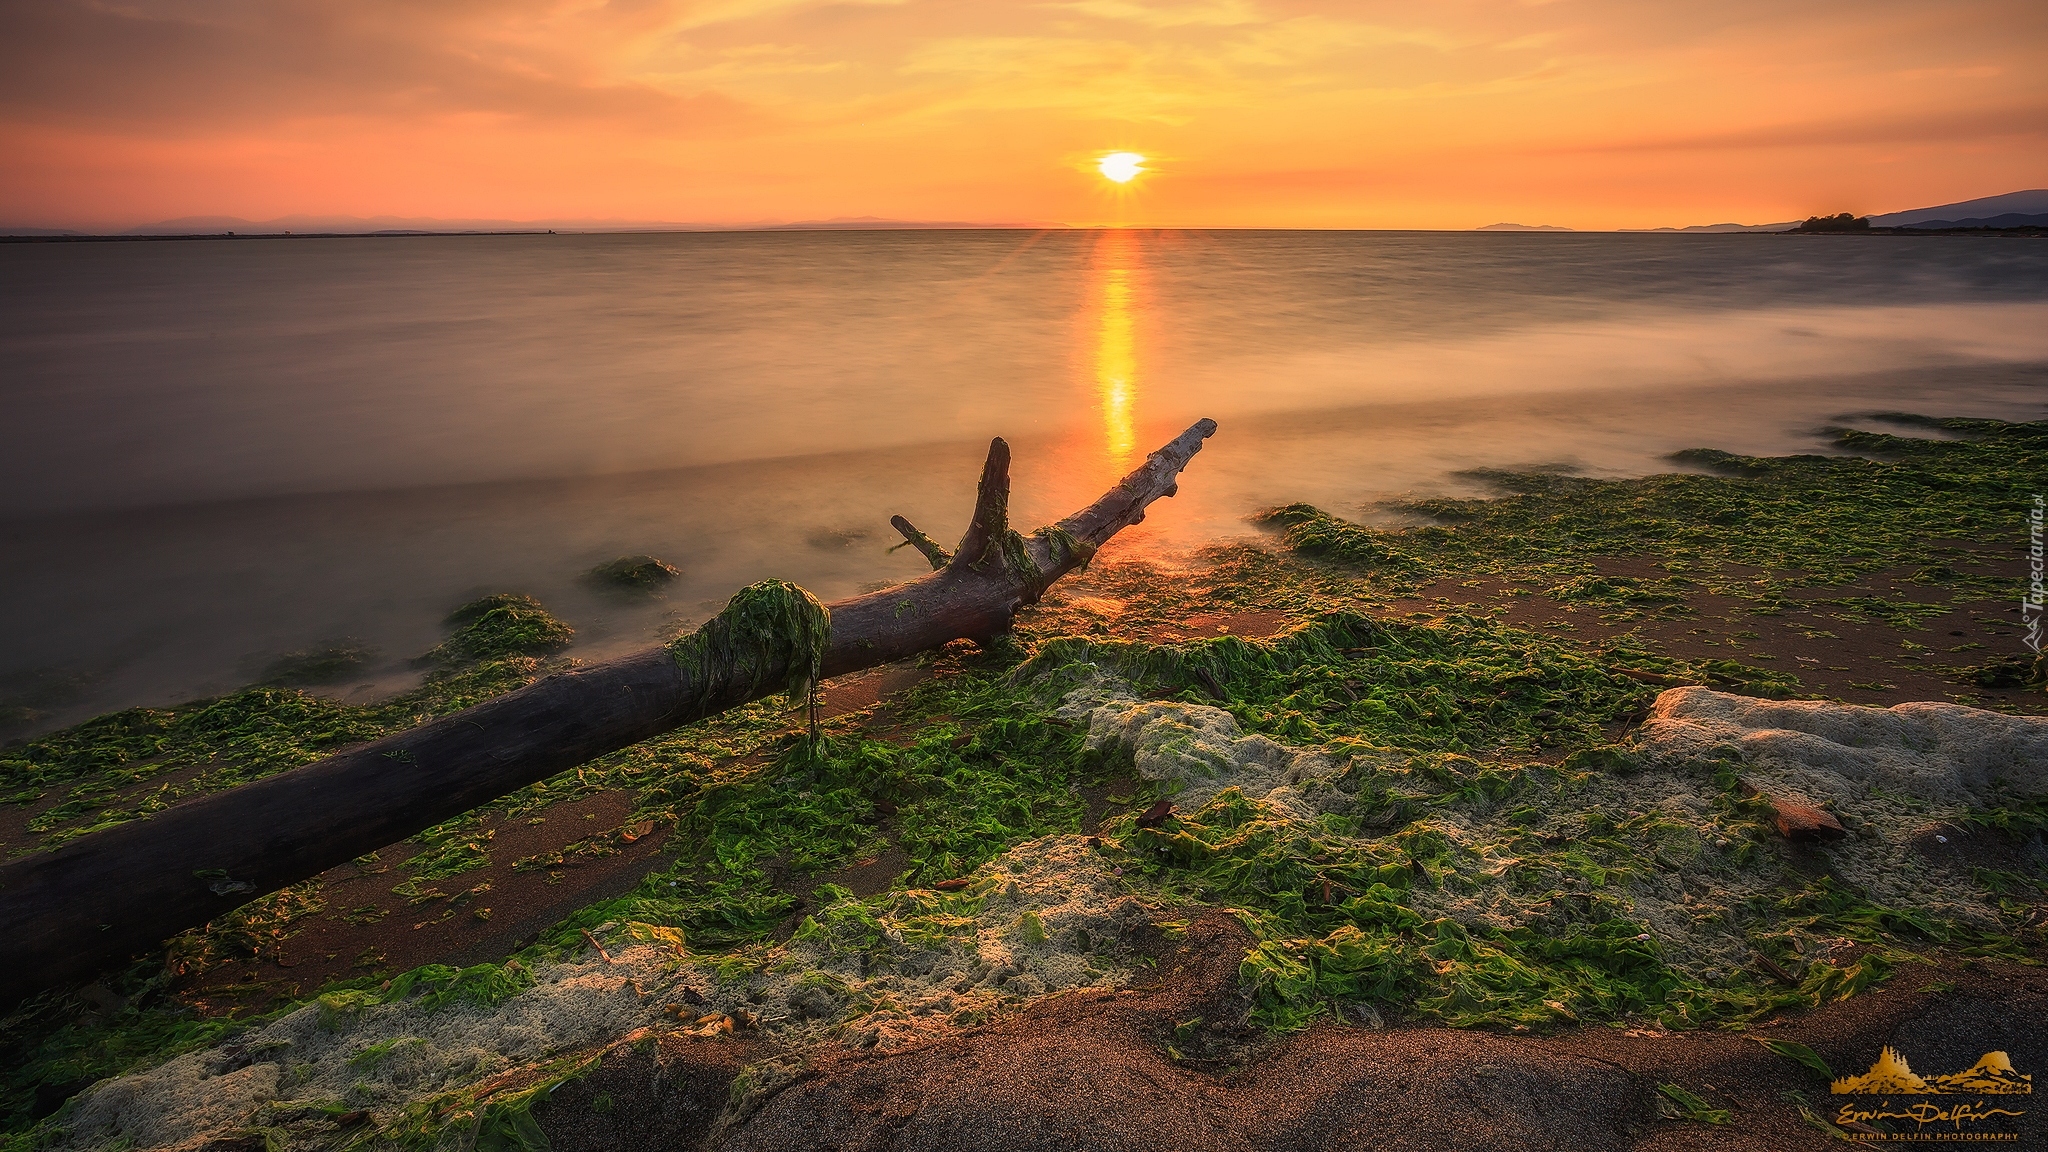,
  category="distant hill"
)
[1622,221,1797,233]
[762,216,1067,230]
[1476,223,1573,231]
[107,214,1069,237]
[1871,189,2048,227]
[122,215,556,235]
[1891,212,2048,230]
